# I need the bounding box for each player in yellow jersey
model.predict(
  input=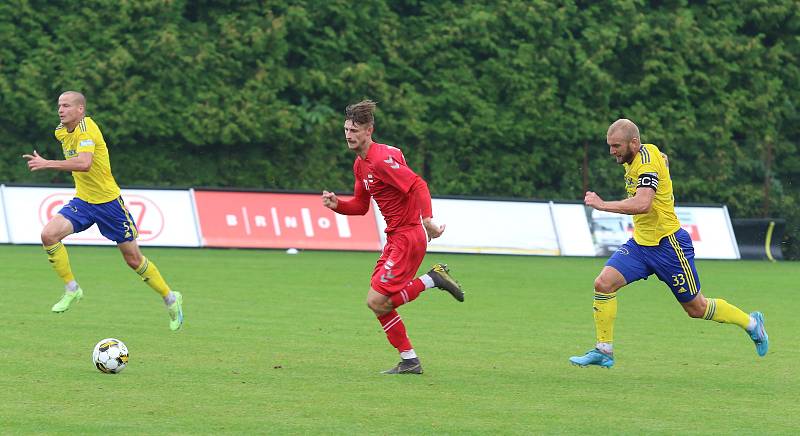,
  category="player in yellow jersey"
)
[22,91,184,331]
[569,119,767,367]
